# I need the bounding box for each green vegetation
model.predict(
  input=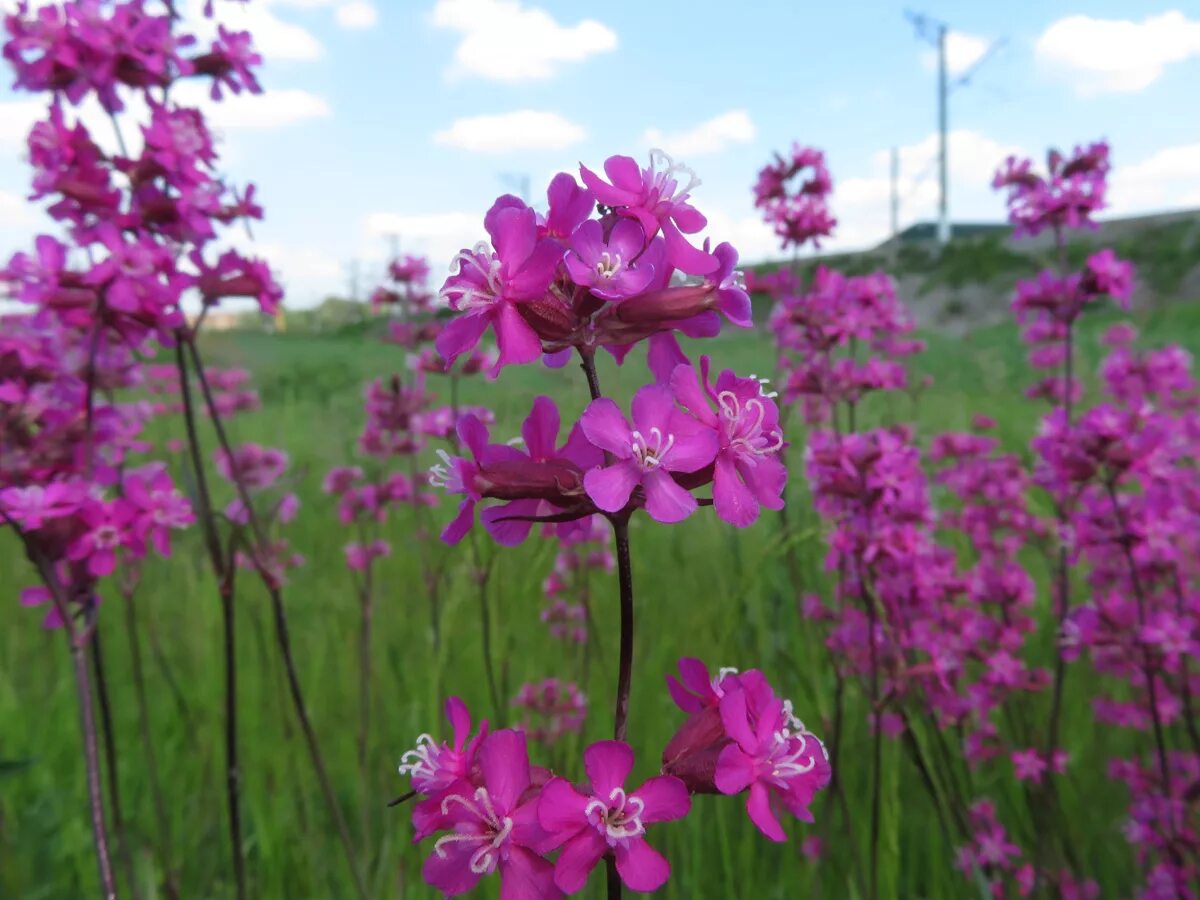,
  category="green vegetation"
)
[2,301,1199,898]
